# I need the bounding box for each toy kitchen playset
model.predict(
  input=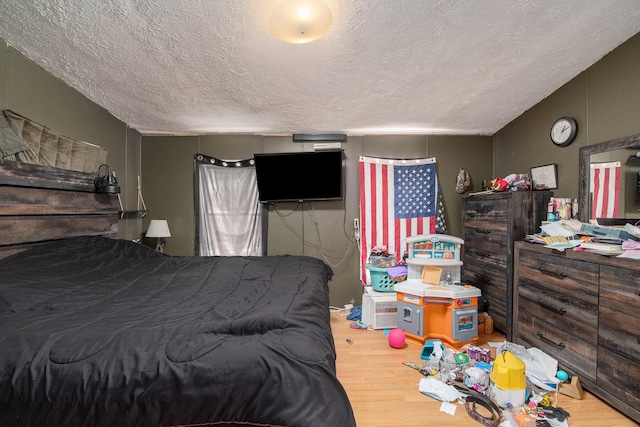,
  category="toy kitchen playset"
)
[395,234,482,348]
